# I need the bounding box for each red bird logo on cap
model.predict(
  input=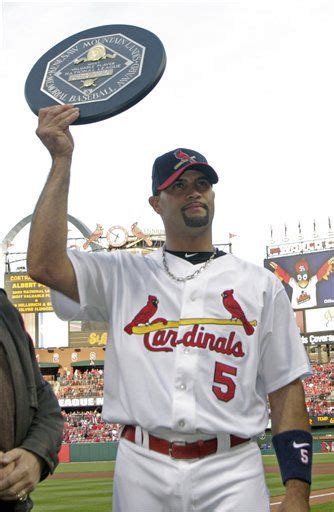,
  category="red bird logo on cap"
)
[124,295,159,335]
[174,150,197,170]
[221,290,255,336]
